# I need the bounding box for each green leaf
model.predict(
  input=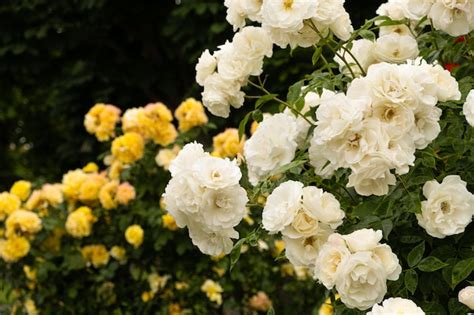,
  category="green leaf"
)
[238,111,252,140]
[381,219,393,239]
[358,30,375,41]
[229,238,246,271]
[407,241,425,268]
[255,94,278,109]
[451,258,474,287]
[417,256,448,272]
[267,307,275,315]
[404,269,418,294]
[287,81,304,105]
[312,46,323,65]
[252,109,263,123]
